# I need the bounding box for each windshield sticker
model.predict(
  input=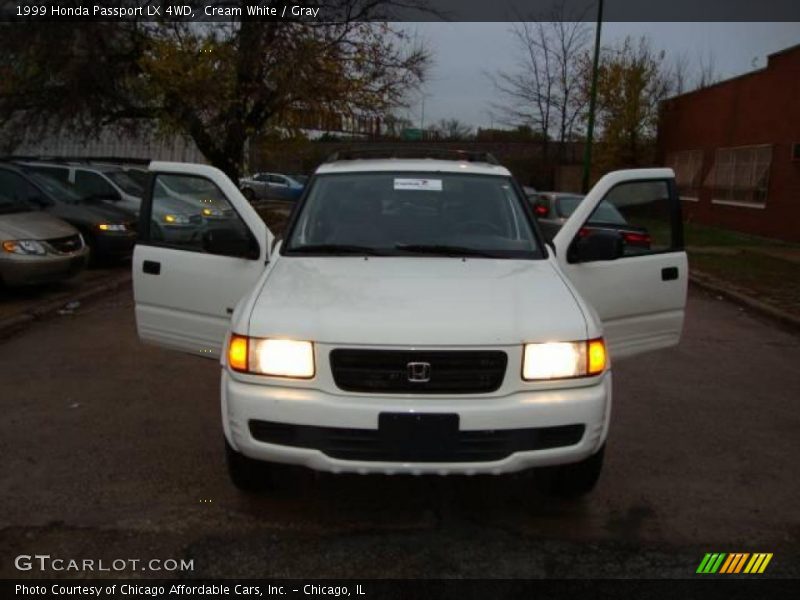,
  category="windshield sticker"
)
[393,178,443,192]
